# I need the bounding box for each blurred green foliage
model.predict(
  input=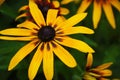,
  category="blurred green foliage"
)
[0,0,120,80]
